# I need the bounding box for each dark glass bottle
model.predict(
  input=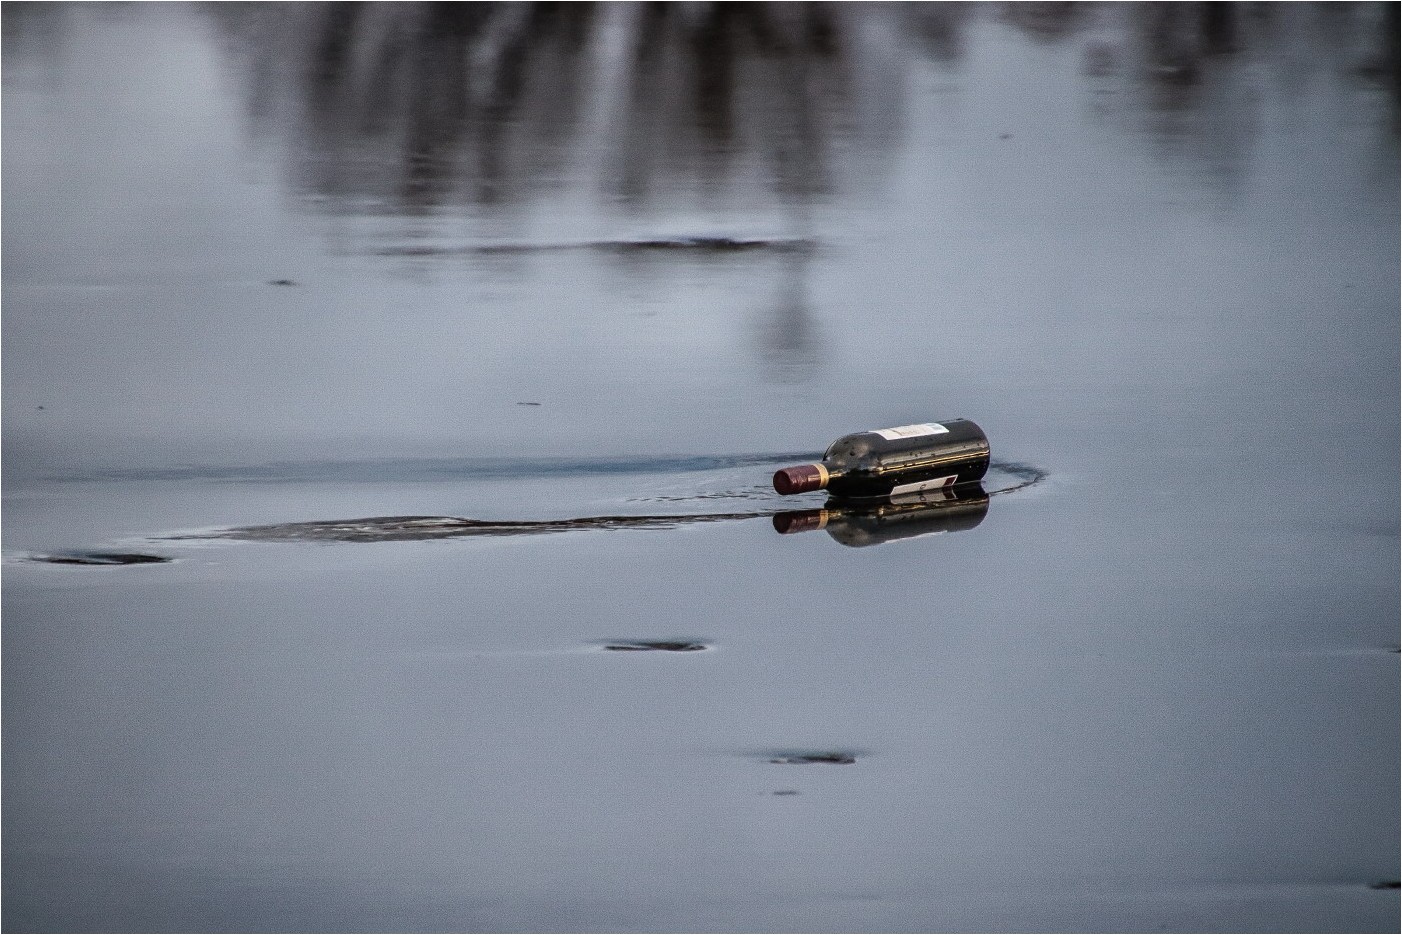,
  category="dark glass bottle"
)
[773,419,989,499]
[772,483,989,547]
